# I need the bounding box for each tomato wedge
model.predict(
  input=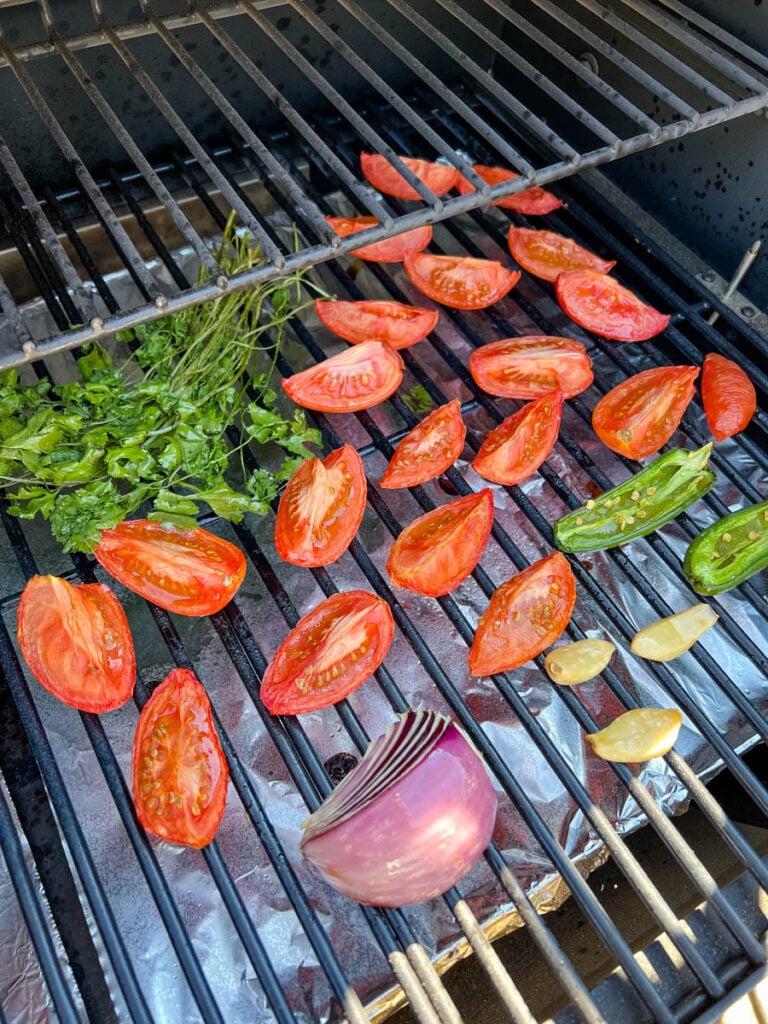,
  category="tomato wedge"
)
[471,390,562,486]
[456,165,563,214]
[701,352,757,442]
[360,152,460,200]
[132,668,228,848]
[556,270,670,342]
[260,591,395,714]
[282,341,403,413]
[387,489,494,597]
[403,252,520,310]
[508,227,615,283]
[315,300,437,350]
[468,552,576,676]
[326,216,432,262]
[380,399,466,489]
[592,365,699,460]
[469,336,593,400]
[17,575,135,713]
[275,445,366,567]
